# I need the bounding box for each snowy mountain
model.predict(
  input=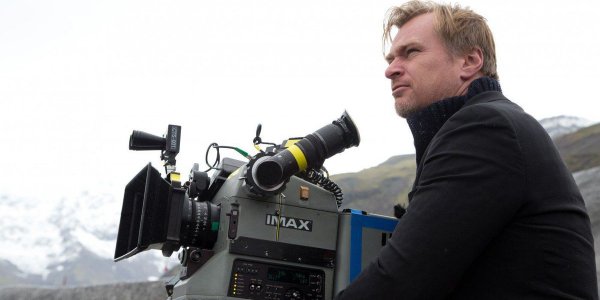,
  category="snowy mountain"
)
[539,115,594,139]
[0,189,178,287]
